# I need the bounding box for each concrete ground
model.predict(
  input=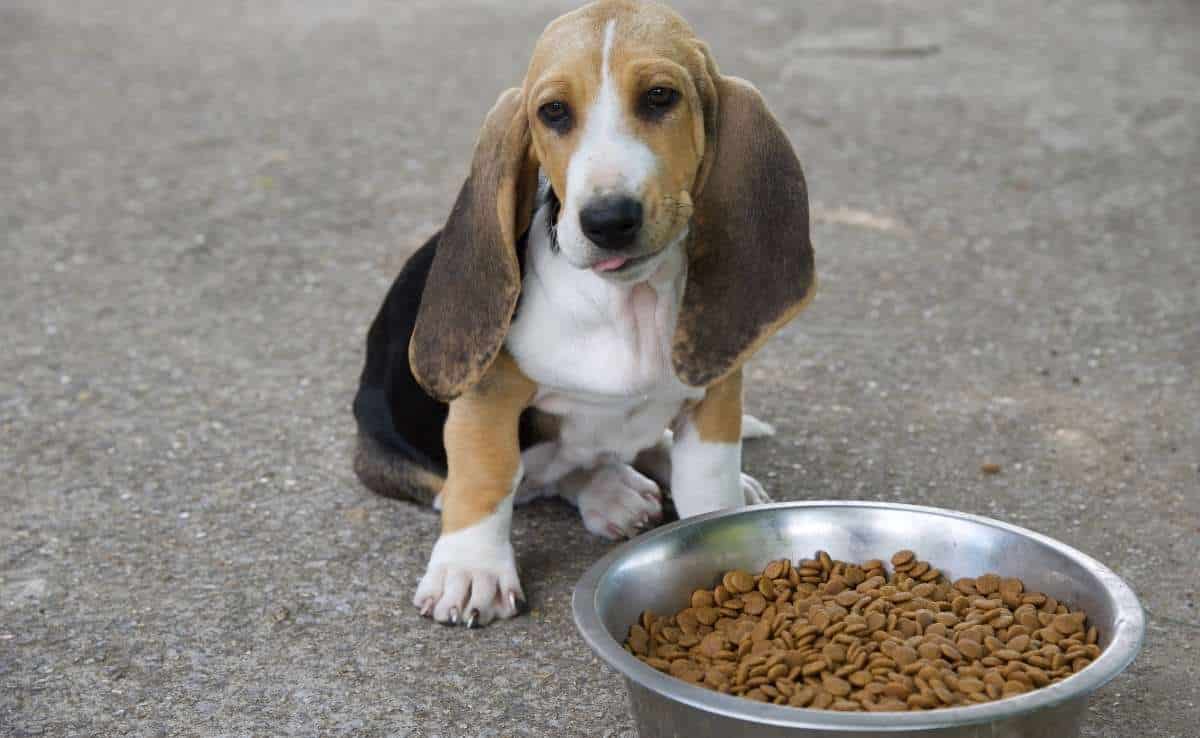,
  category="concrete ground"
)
[2,0,1197,736]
